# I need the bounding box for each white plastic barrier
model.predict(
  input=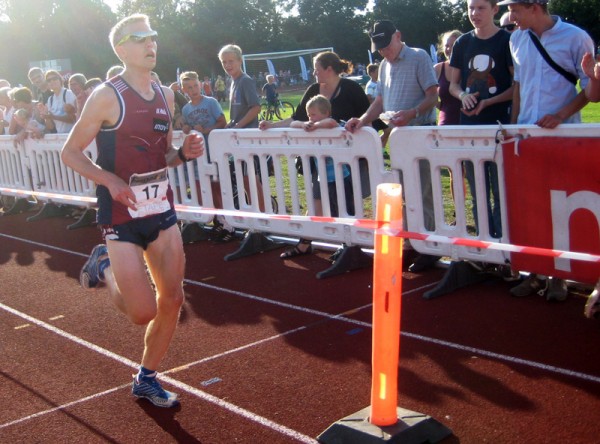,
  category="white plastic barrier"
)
[23,133,97,207]
[389,123,600,265]
[0,136,33,197]
[209,127,396,247]
[168,131,216,225]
